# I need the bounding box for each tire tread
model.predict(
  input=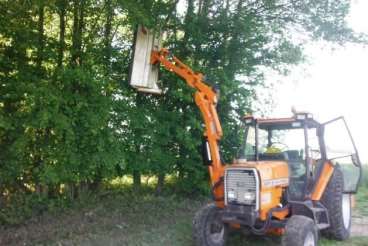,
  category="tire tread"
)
[193,203,227,246]
[321,167,350,240]
[282,215,317,246]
